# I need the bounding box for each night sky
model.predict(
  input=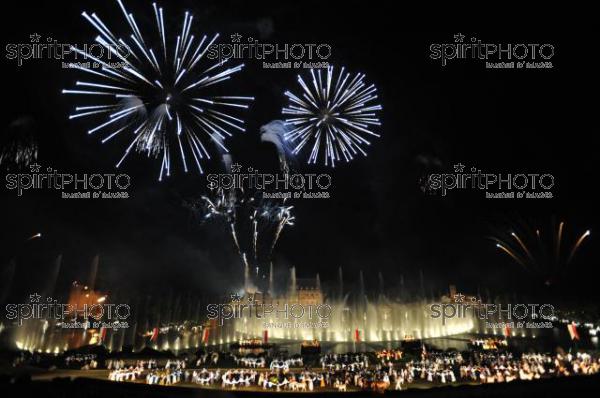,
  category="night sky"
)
[1,1,597,303]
